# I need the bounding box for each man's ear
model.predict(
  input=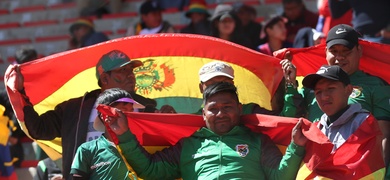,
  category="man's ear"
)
[199,82,204,94]
[100,73,109,85]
